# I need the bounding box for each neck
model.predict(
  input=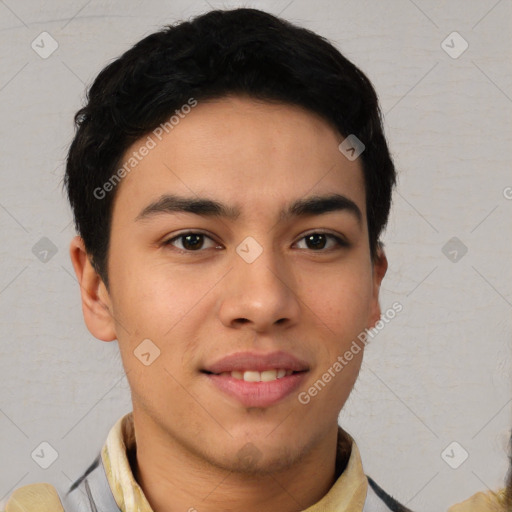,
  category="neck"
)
[130,415,347,512]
